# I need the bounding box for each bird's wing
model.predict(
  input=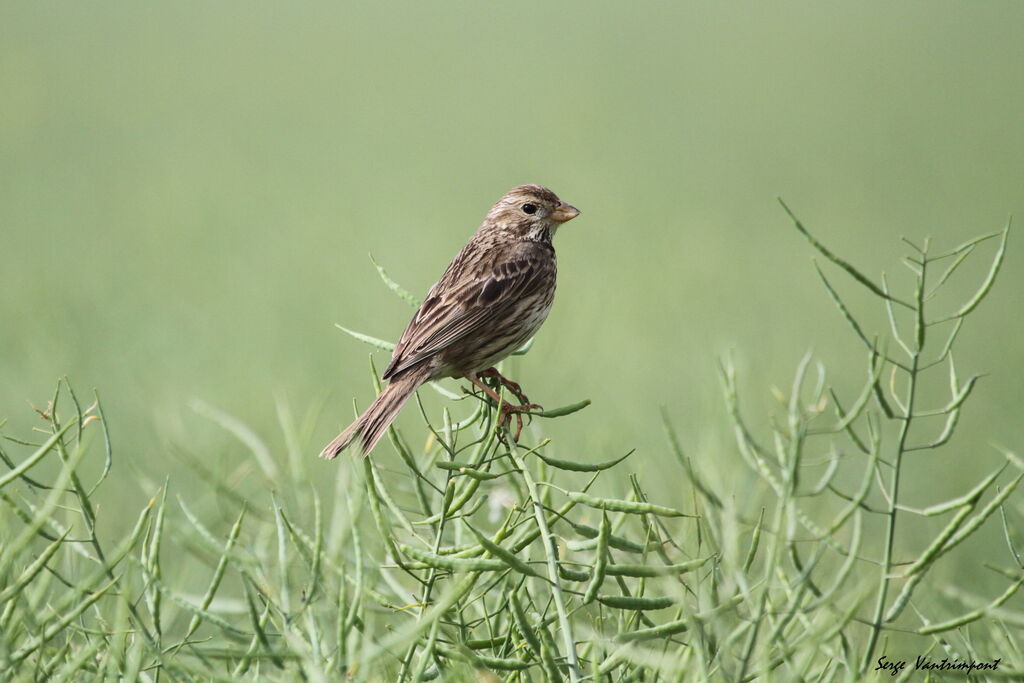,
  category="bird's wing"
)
[382,246,552,380]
